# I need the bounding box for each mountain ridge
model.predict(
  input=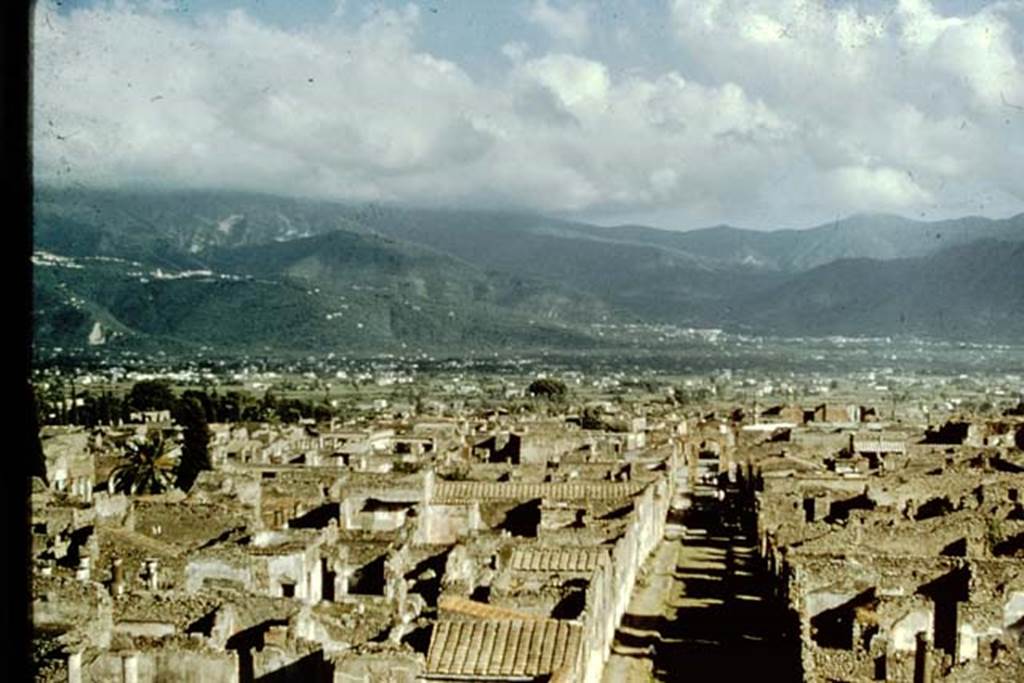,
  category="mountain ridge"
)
[32,186,1024,353]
